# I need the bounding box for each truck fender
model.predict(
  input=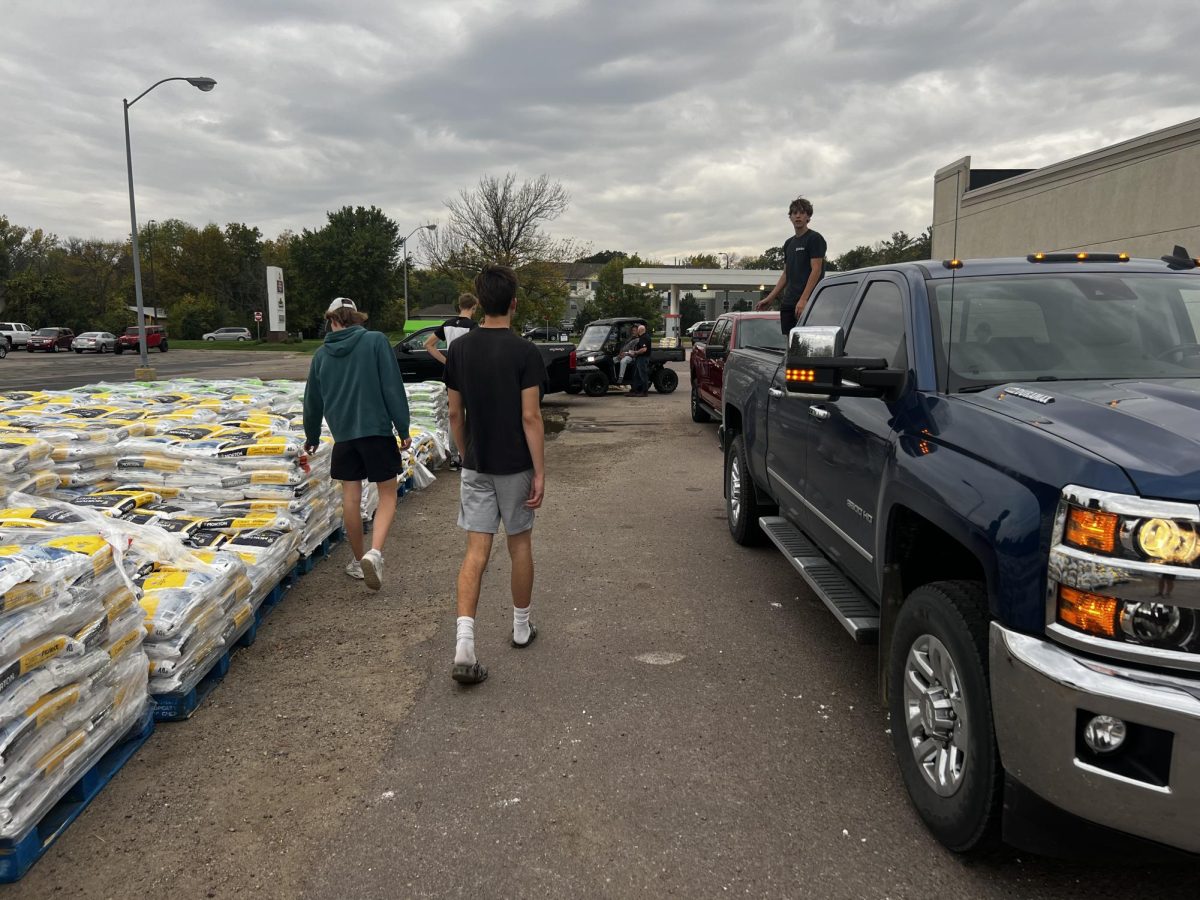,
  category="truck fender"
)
[875,450,1045,696]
